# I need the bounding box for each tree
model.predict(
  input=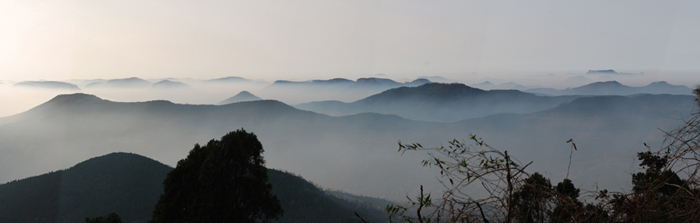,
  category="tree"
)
[387,136,531,223]
[511,173,552,223]
[85,213,123,223]
[150,129,283,223]
[387,86,700,223]
[601,87,700,222]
